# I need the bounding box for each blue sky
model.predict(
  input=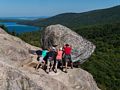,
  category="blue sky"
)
[0,0,120,17]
